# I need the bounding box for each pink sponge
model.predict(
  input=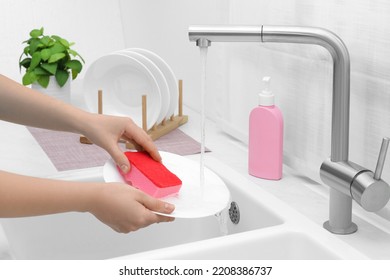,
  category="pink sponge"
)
[117,151,182,198]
